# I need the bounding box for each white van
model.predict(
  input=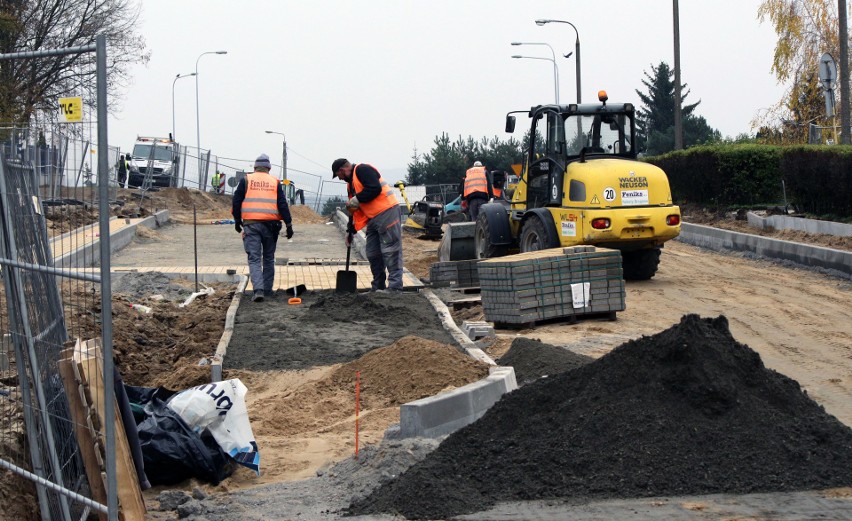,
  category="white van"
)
[128,136,180,188]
